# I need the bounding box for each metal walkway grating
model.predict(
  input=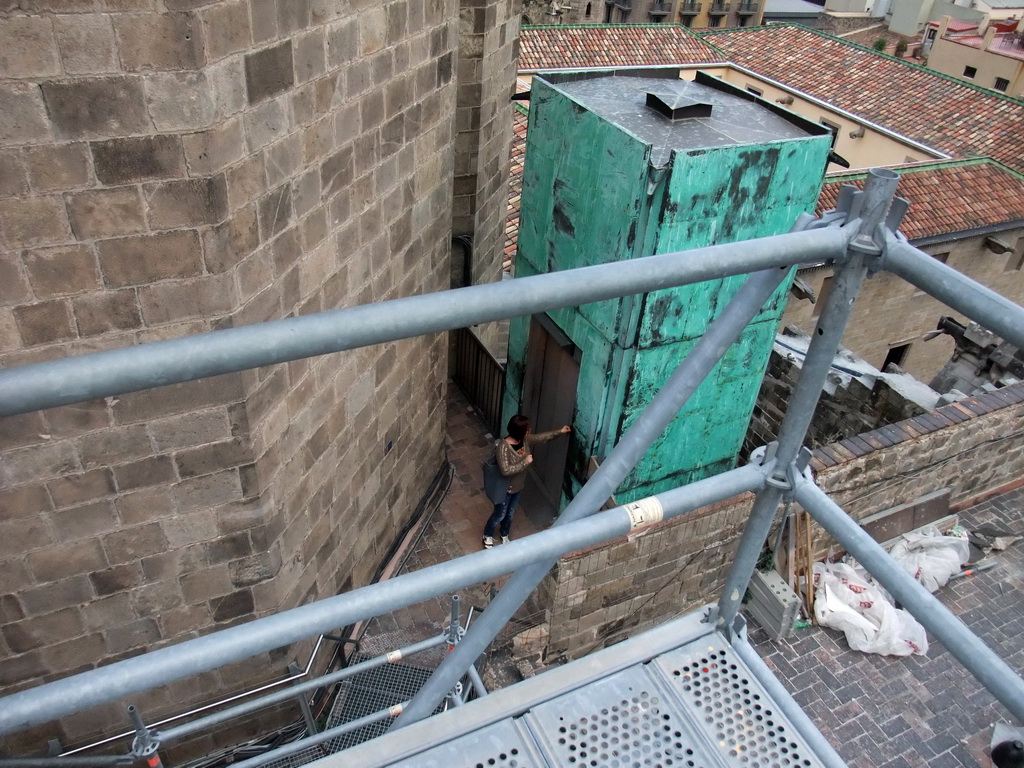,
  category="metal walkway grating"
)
[327,611,831,767]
